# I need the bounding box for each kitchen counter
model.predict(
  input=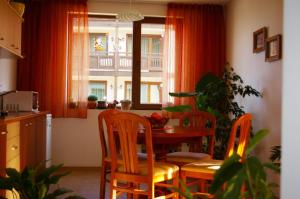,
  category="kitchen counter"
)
[0,111,49,125]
